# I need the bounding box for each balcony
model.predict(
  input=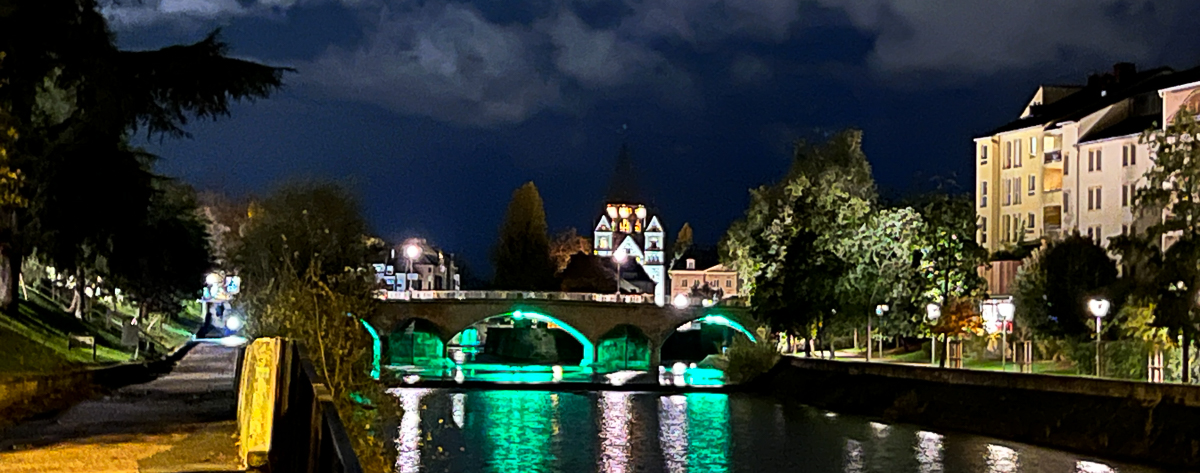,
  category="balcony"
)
[1044,150,1062,164]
